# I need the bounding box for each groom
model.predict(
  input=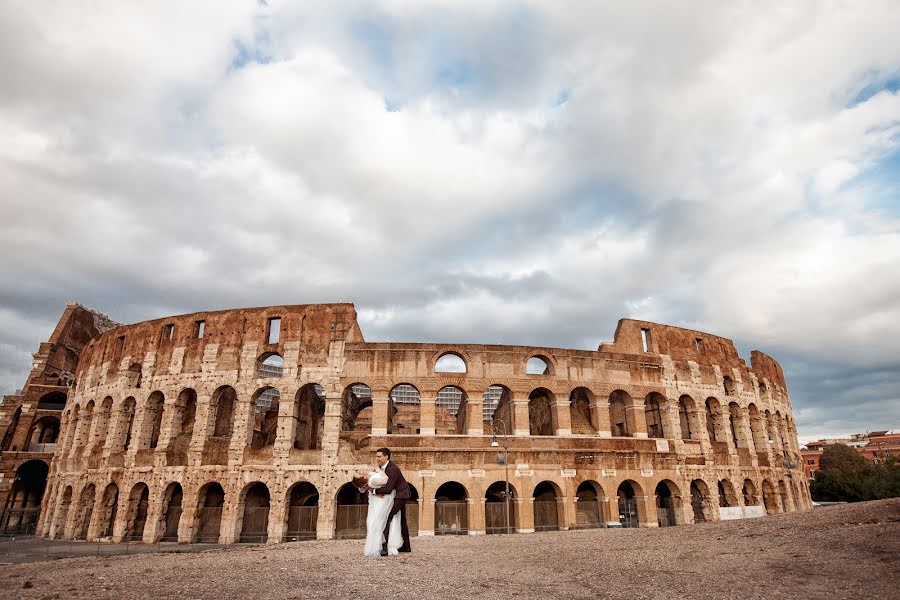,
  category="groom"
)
[371,447,411,555]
